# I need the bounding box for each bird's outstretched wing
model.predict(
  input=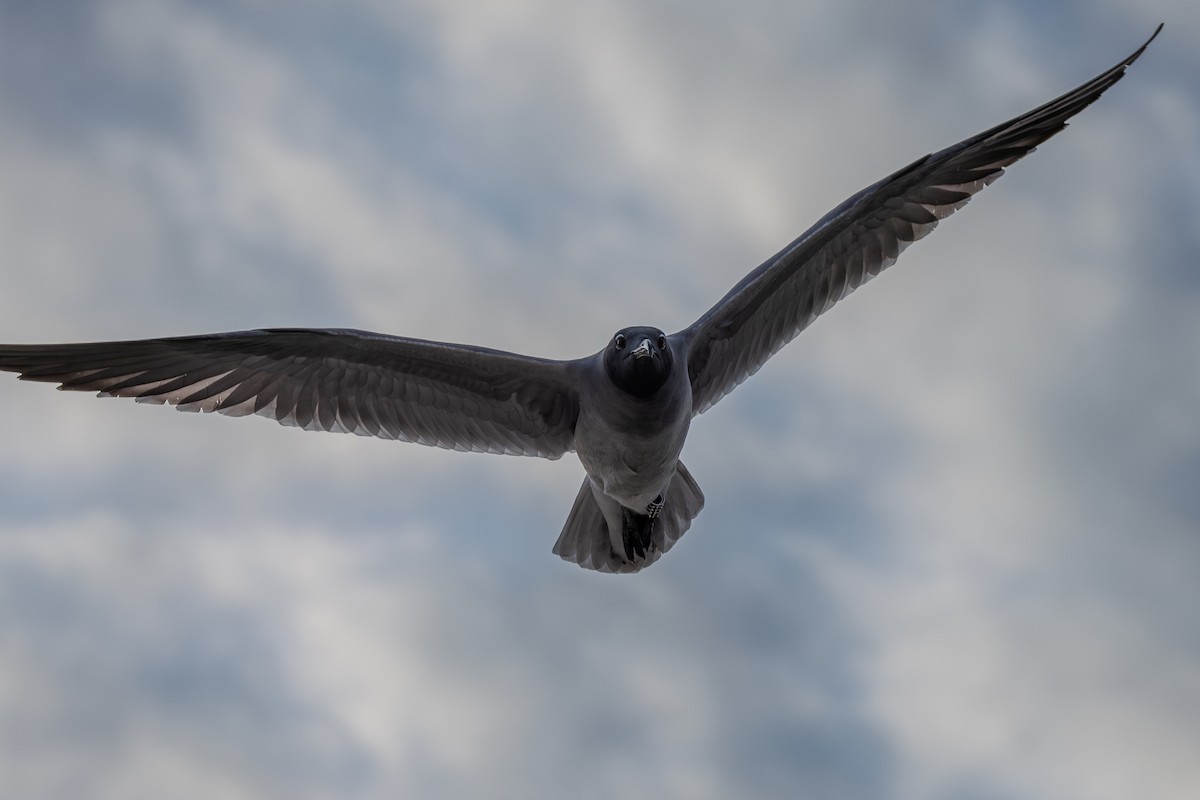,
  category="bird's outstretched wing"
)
[0,328,580,458]
[681,25,1161,415]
